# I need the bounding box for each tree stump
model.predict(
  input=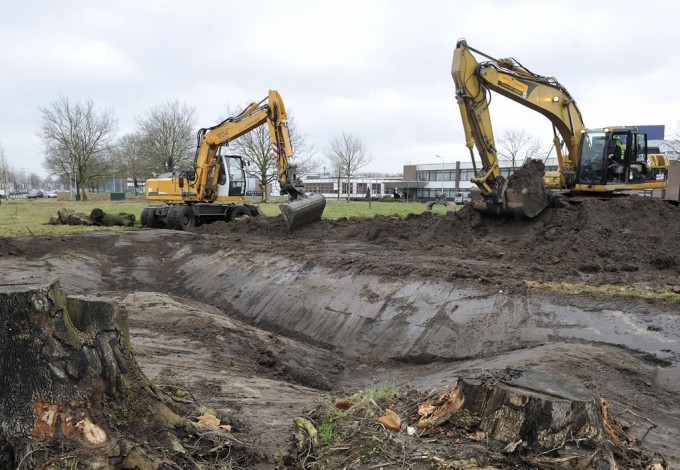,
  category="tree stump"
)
[416,369,630,468]
[0,280,256,469]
